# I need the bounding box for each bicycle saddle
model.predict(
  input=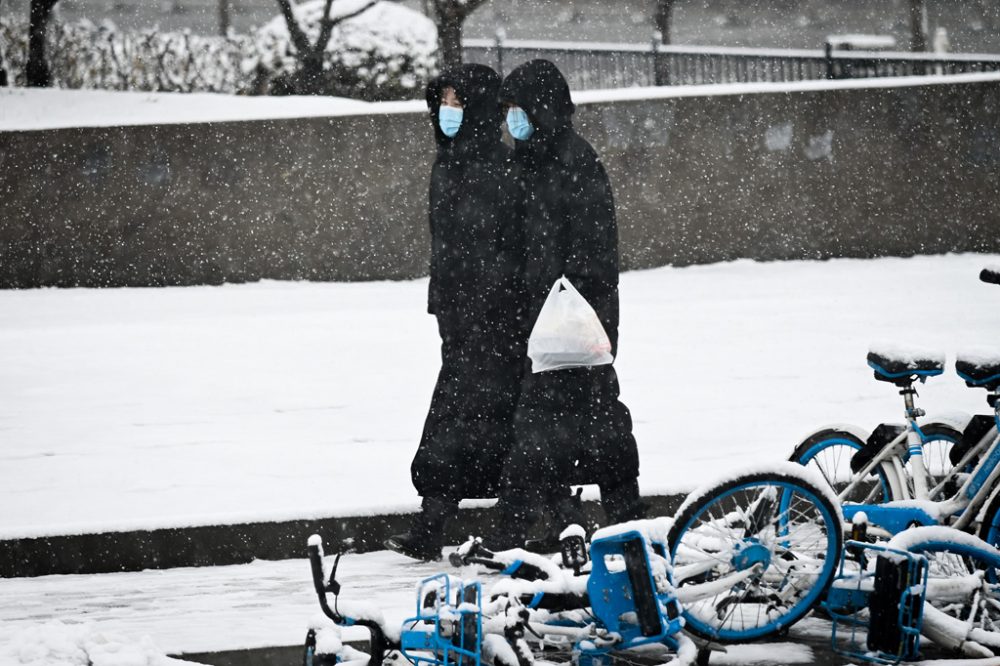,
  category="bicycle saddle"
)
[956,350,1000,391]
[867,345,944,386]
